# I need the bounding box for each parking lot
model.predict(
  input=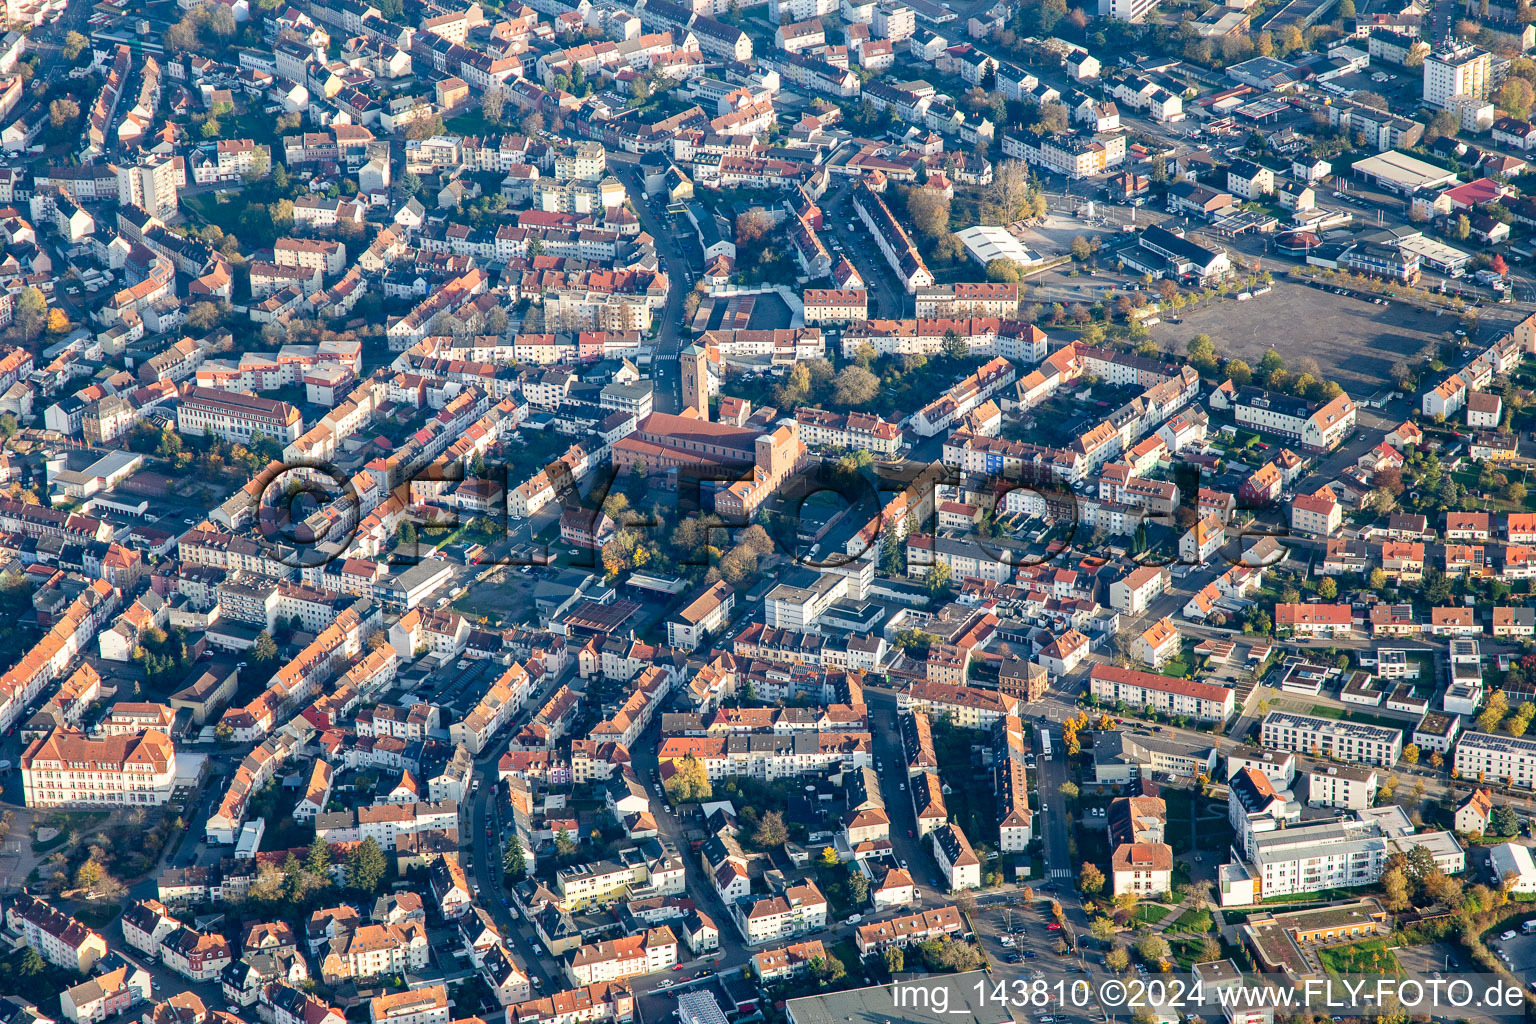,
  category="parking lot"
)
[1394,939,1534,1023]
[1487,929,1536,988]
[1145,280,1442,393]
